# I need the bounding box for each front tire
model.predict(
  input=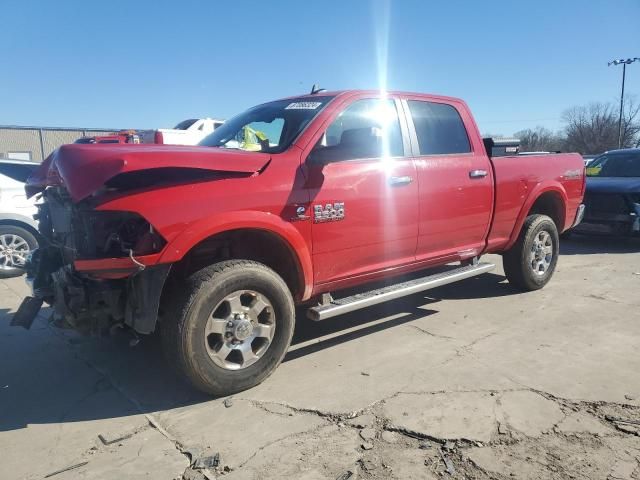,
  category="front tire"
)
[161,260,295,396]
[0,225,38,279]
[503,214,559,291]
